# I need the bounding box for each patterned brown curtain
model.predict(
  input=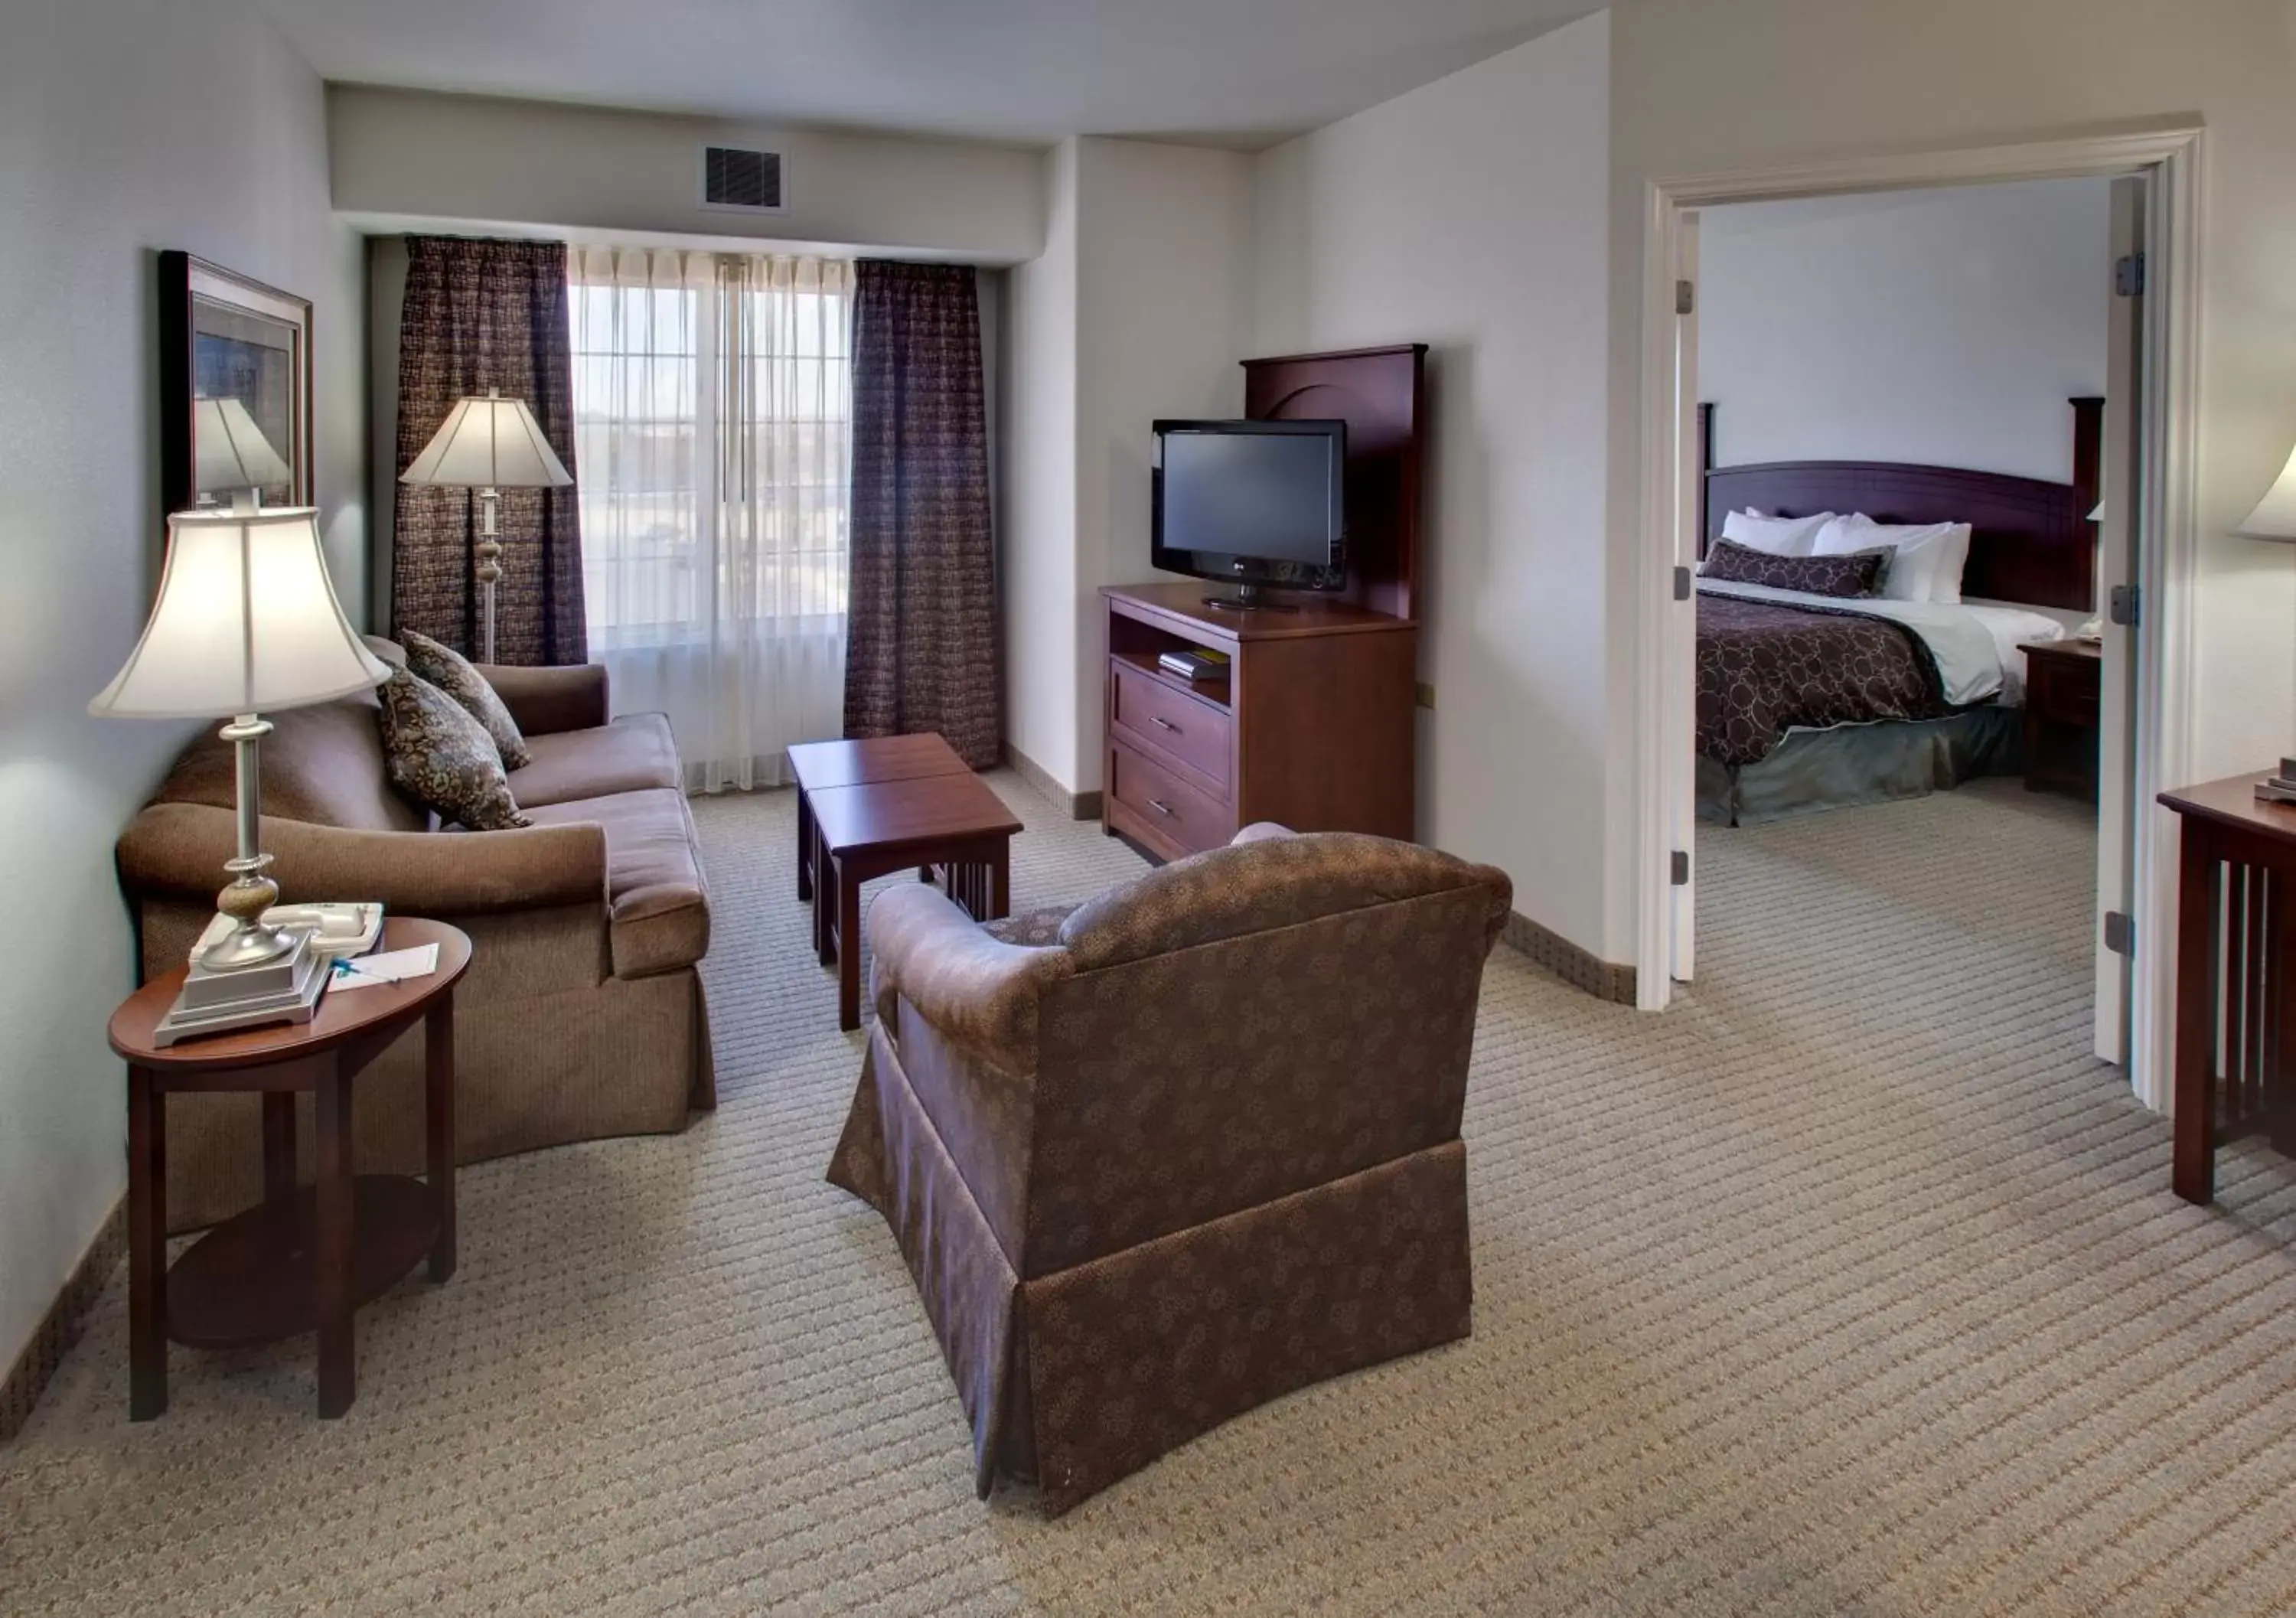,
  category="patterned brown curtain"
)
[843,261,1000,767]
[393,236,586,665]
